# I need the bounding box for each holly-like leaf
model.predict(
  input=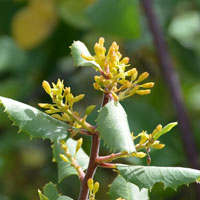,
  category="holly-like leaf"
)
[86,0,141,39]
[53,138,89,183]
[153,122,177,140]
[0,96,69,141]
[97,100,135,154]
[43,182,59,200]
[109,175,149,200]
[39,182,73,200]
[70,41,101,70]
[117,164,200,190]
